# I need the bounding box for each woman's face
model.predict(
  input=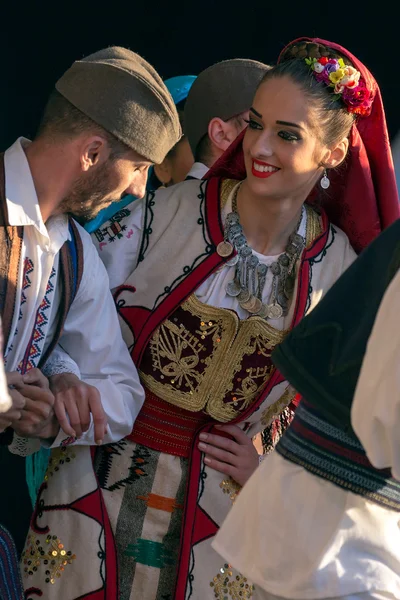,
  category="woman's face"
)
[243,75,328,202]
